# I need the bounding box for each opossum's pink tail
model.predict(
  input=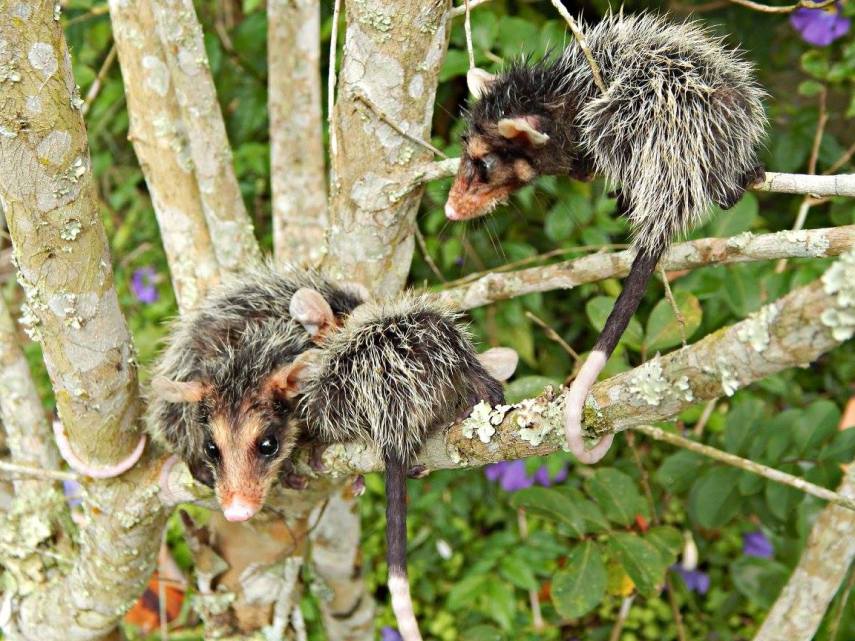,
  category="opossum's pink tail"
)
[385,450,423,641]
